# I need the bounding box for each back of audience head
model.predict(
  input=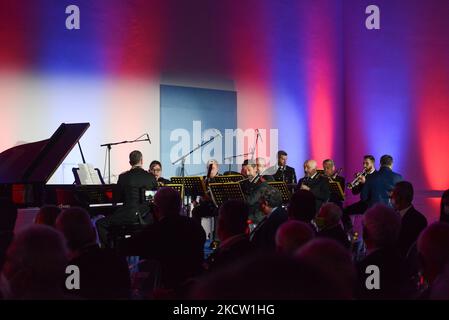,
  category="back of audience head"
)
[295,238,355,299]
[417,222,449,285]
[276,221,315,255]
[55,207,96,254]
[315,203,343,231]
[1,225,68,299]
[391,181,414,211]
[362,204,401,252]
[153,187,182,220]
[288,190,317,223]
[217,200,249,242]
[191,252,348,300]
[35,205,61,227]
